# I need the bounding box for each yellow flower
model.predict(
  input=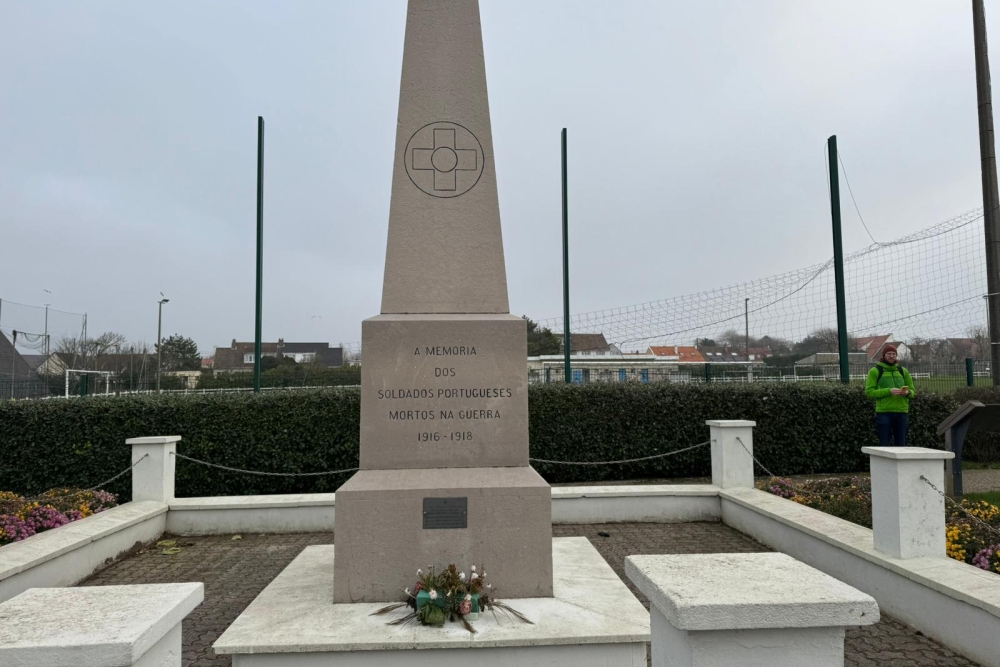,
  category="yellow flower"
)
[945,523,973,562]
